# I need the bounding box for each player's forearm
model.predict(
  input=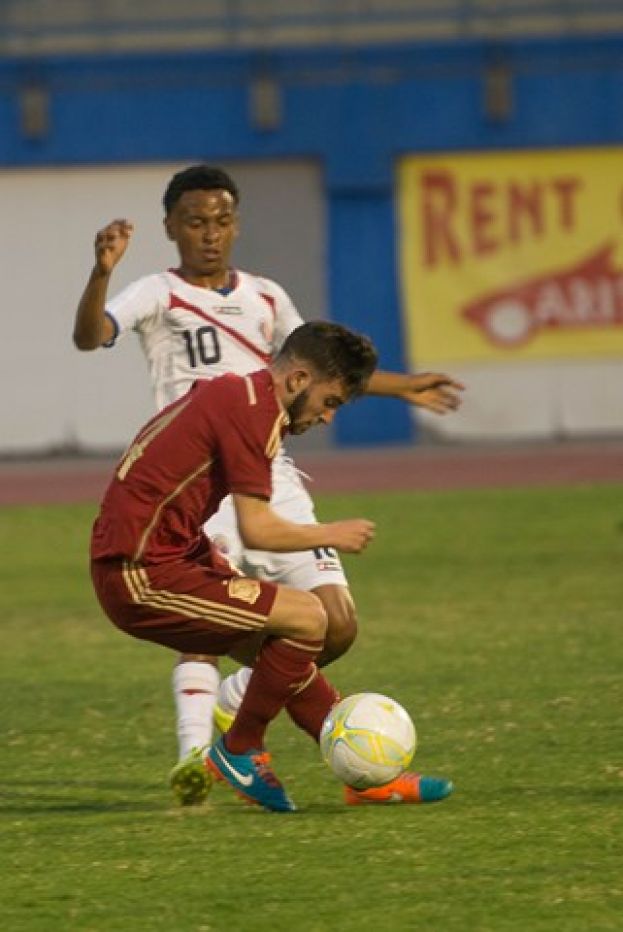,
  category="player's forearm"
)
[238,511,331,553]
[365,369,407,397]
[234,494,374,554]
[72,268,113,350]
